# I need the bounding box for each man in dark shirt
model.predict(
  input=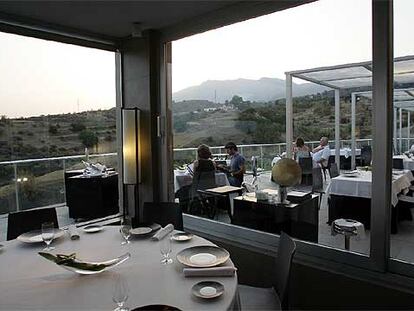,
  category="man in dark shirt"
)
[221,142,246,187]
